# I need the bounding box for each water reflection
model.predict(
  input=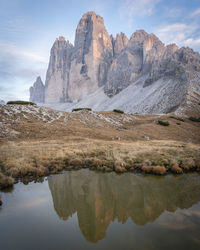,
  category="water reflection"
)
[48,171,200,243]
